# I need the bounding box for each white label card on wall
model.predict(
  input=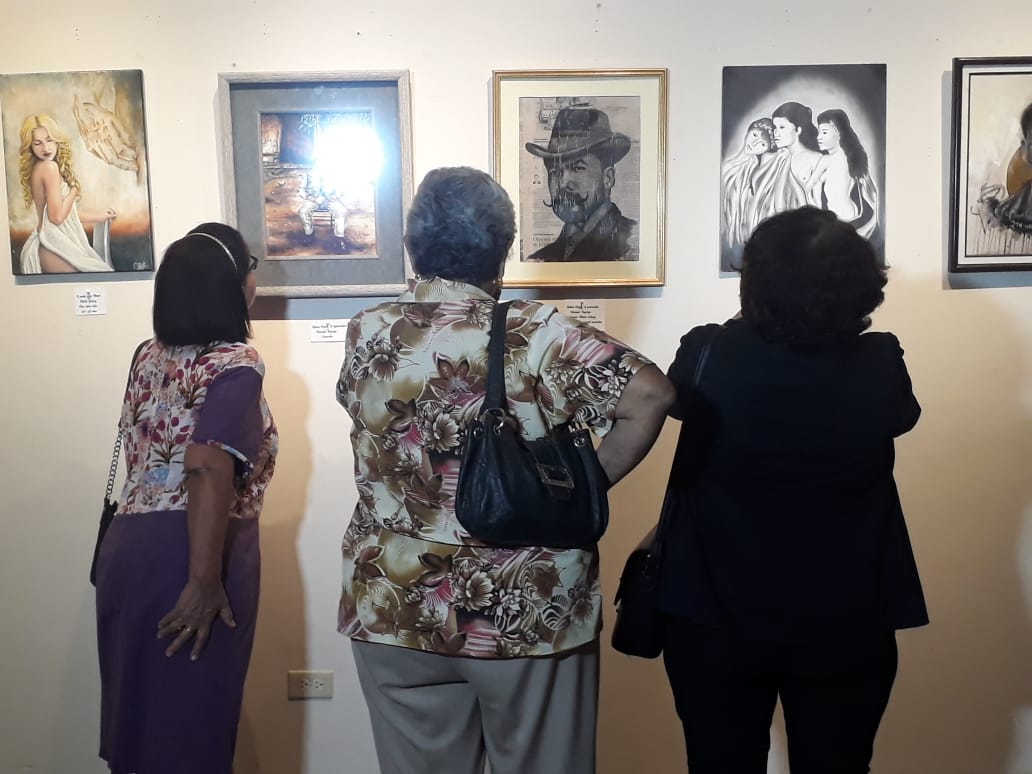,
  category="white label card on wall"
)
[310,320,349,343]
[74,288,107,316]
[556,300,606,330]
